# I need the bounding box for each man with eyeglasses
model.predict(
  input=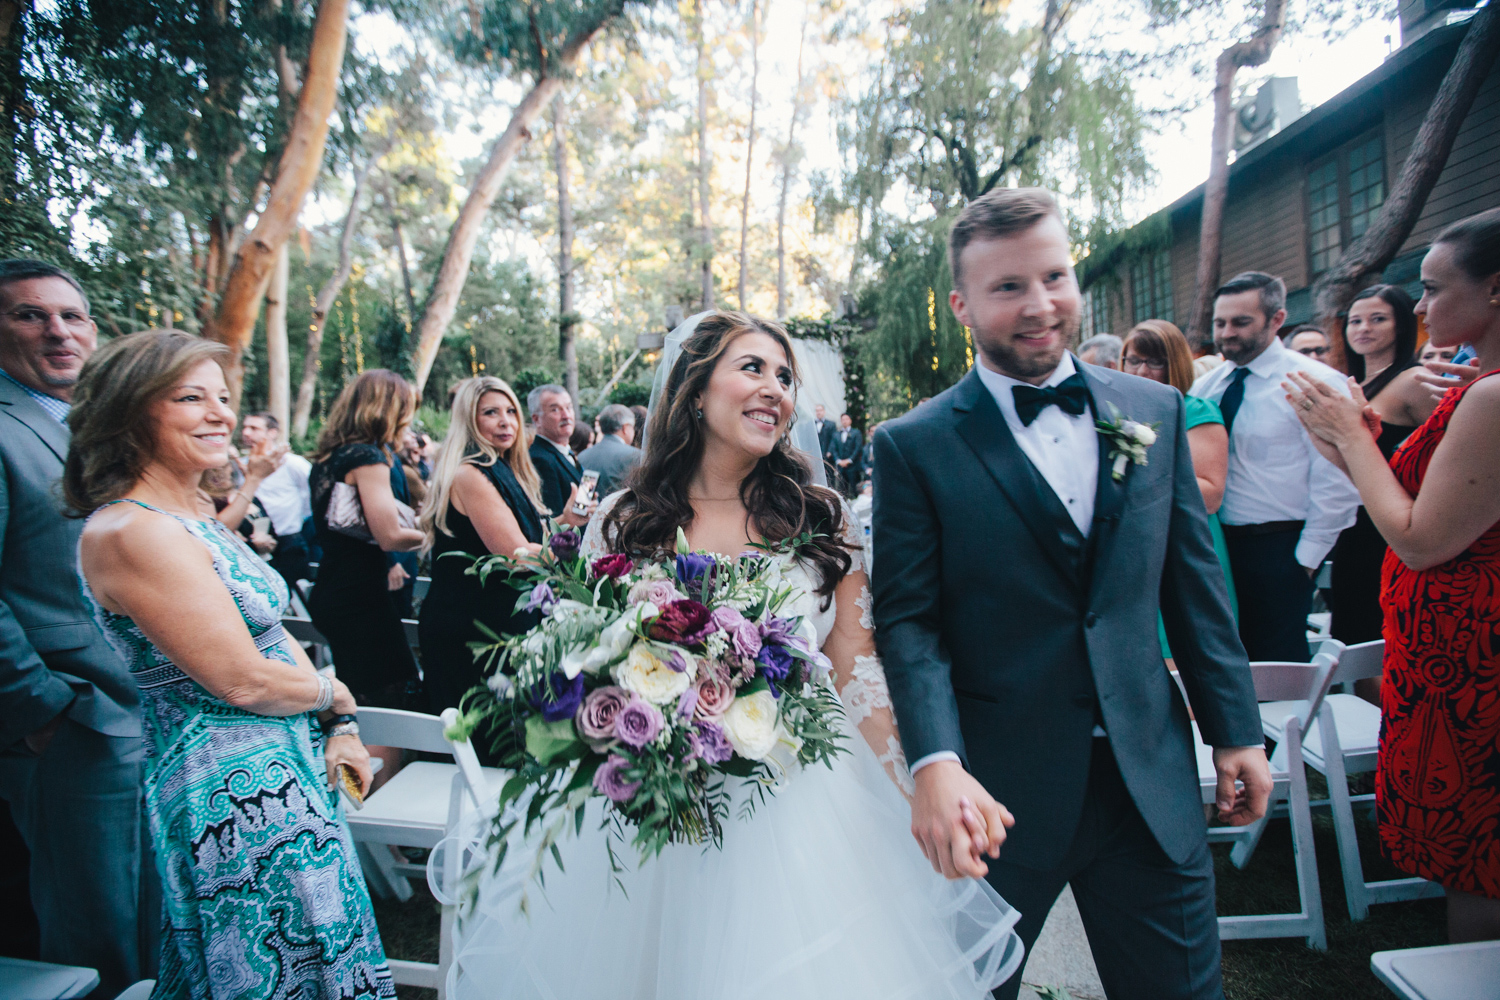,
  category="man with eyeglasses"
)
[0,260,155,992]
[1284,324,1330,360]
